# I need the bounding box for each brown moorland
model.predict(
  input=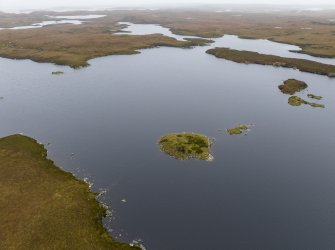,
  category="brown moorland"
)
[206,47,335,76]
[100,9,335,58]
[0,134,140,250]
[0,21,210,68]
[278,79,308,95]
[0,9,335,68]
